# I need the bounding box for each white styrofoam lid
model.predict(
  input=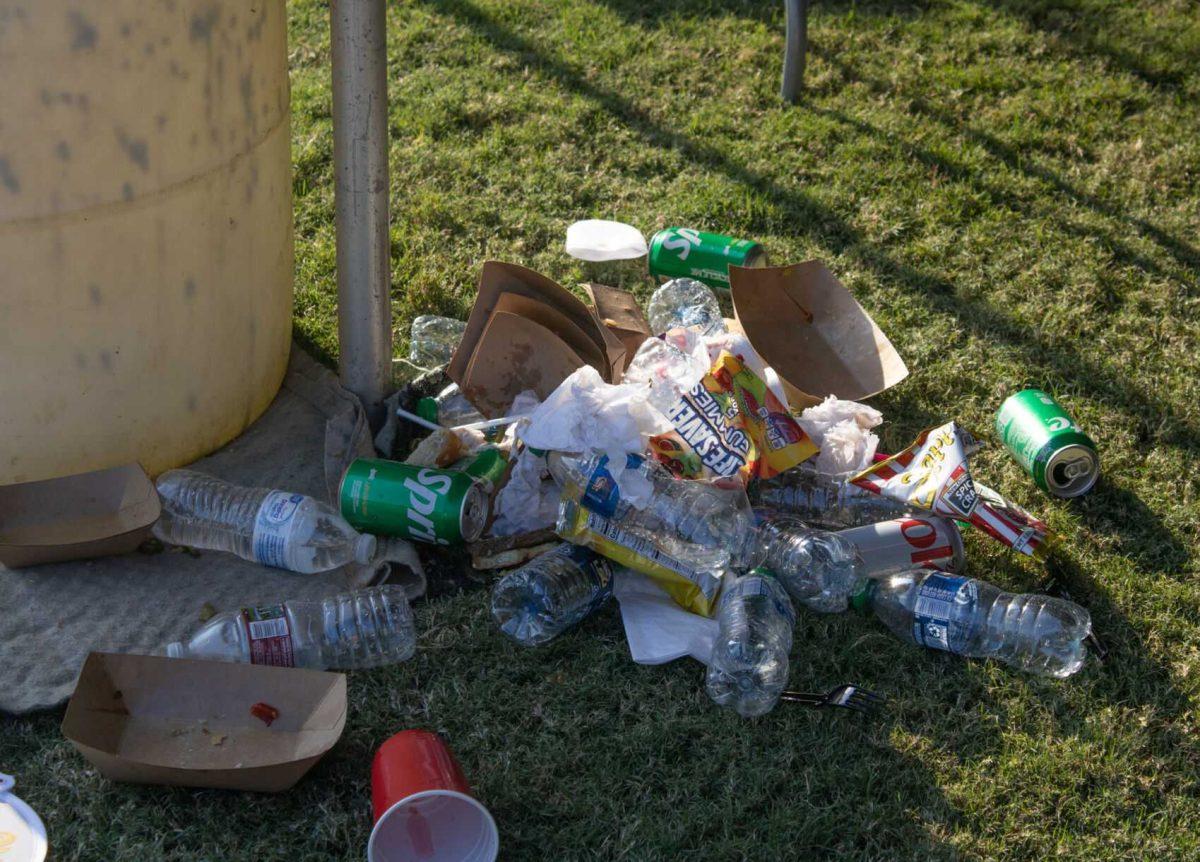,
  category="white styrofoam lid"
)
[565,220,648,261]
[0,774,48,862]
